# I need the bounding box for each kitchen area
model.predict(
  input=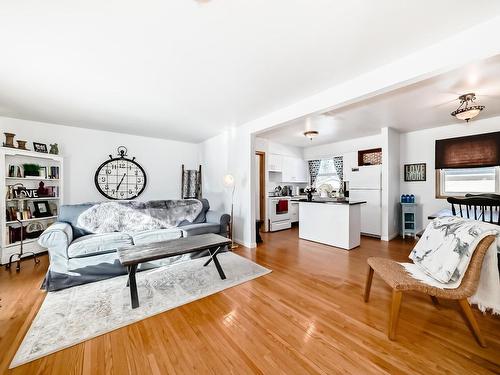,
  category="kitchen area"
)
[256,136,383,250]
